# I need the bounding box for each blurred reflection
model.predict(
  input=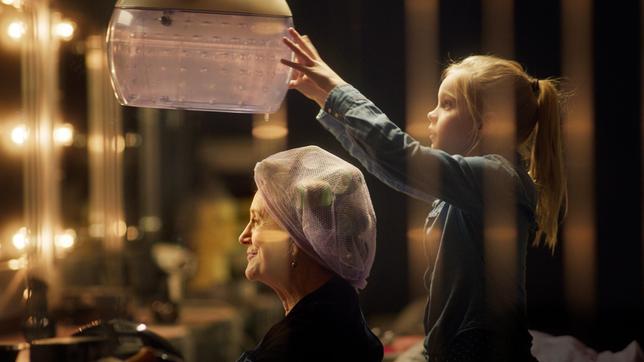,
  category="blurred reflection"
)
[562,0,596,322]
[7,20,25,40]
[10,125,27,145]
[179,179,238,292]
